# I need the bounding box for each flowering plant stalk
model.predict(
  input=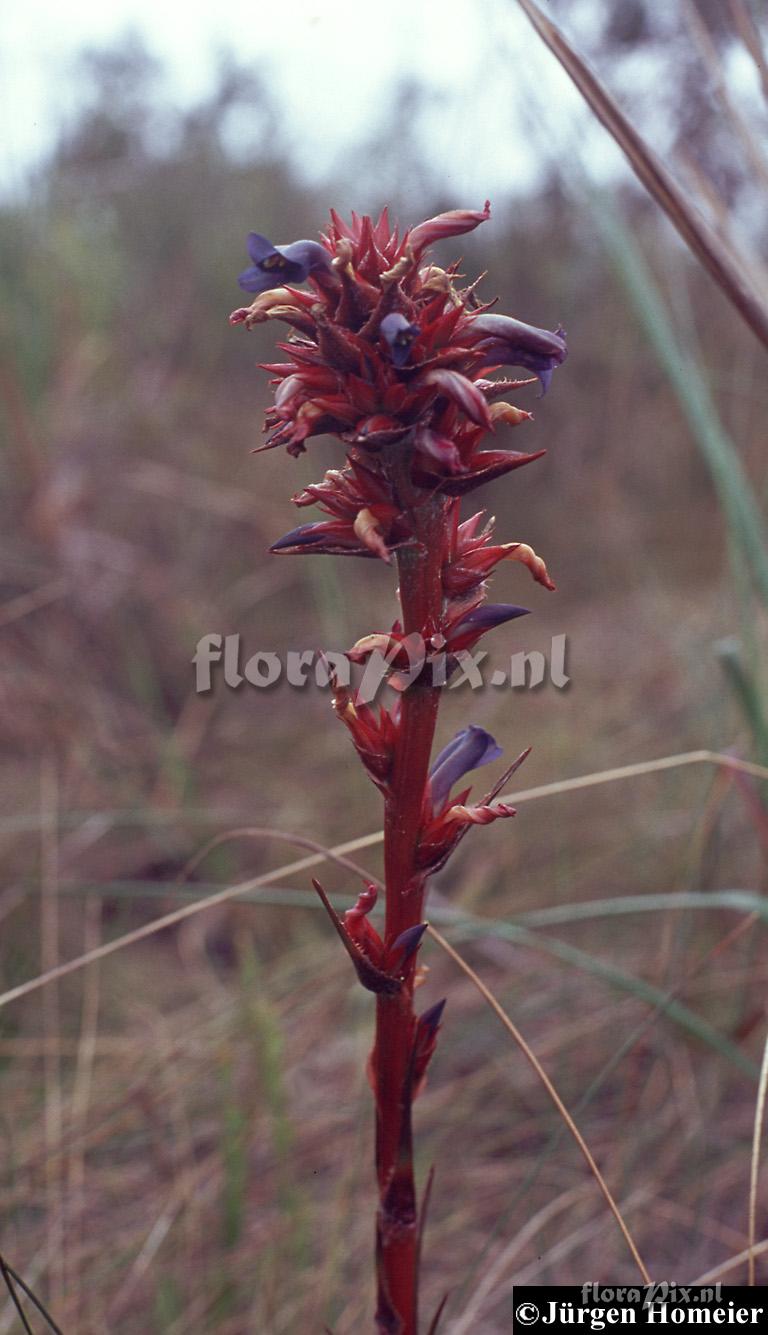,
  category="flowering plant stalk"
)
[231,203,566,1334]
